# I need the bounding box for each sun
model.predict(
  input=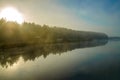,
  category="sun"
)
[0,7,24,24]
